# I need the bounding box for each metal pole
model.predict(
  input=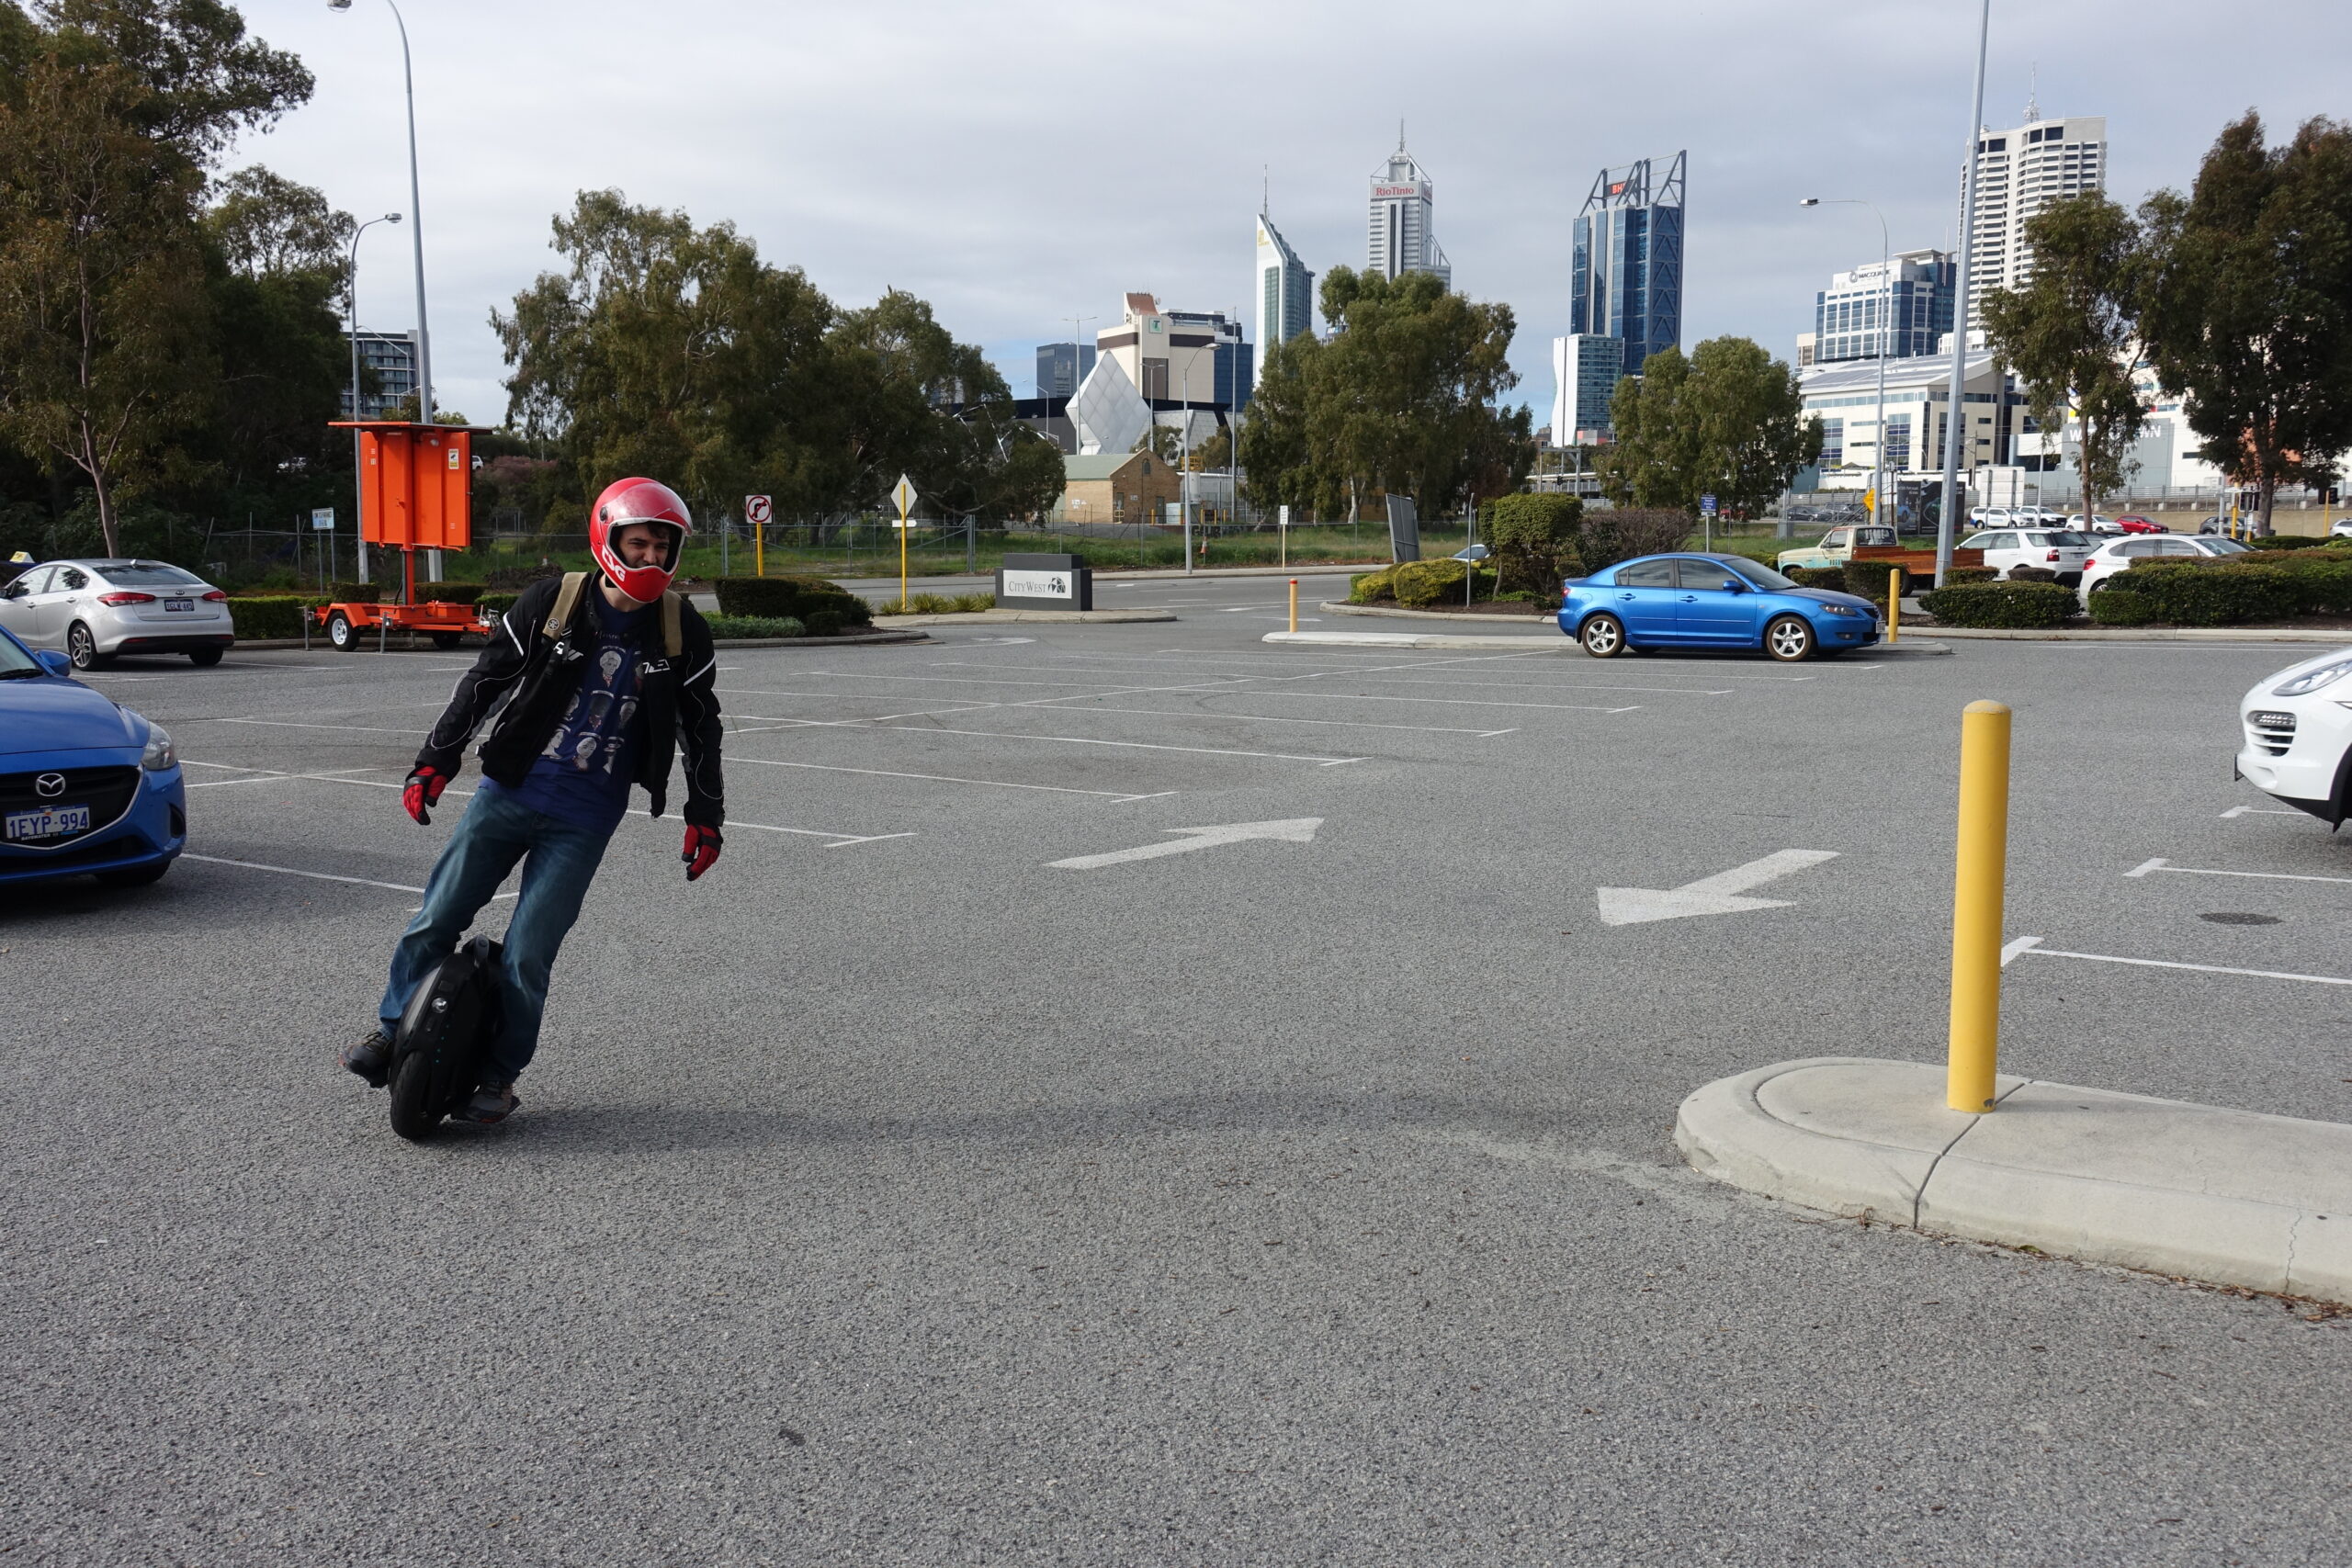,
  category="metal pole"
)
[1181,367,1193,574]
[1948,699,2011,1111]
[385,0,432,423]
[345,214,396,587]
[1936,0,1993,587]
[1872,208,1890,533]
